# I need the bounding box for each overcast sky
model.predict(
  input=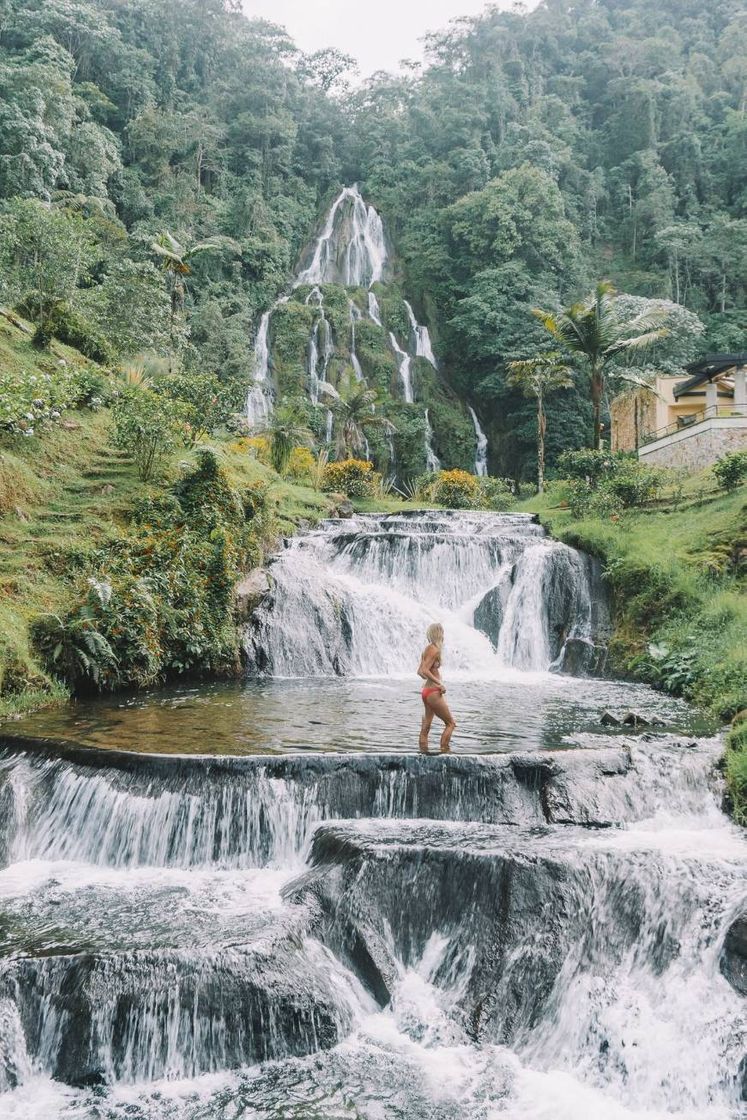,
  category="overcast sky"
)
[242,1,540,76]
